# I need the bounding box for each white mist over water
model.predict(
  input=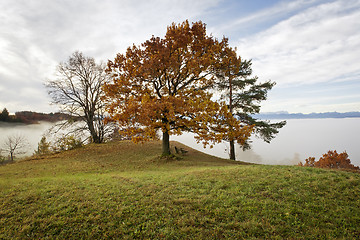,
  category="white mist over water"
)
[1,118,359,167]
[0,122,55,157]
[172,118,360,167]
